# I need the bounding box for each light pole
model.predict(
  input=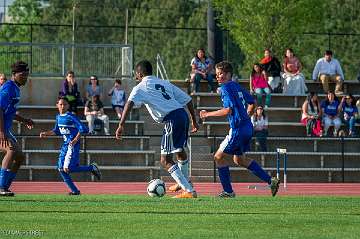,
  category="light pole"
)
[71,0,76,71]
